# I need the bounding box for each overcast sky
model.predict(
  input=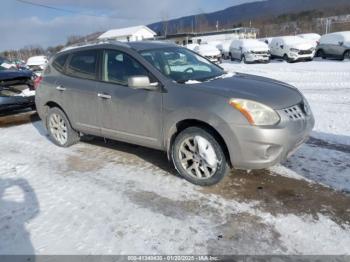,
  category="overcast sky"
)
[1,0,260,51]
